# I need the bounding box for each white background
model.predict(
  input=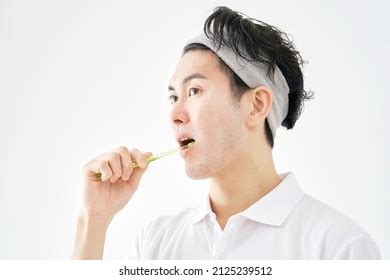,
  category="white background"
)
[0,0,388,259]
